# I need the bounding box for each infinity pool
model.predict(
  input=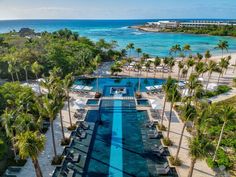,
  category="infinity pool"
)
[74,77,165,94]
[84,100,177,177]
